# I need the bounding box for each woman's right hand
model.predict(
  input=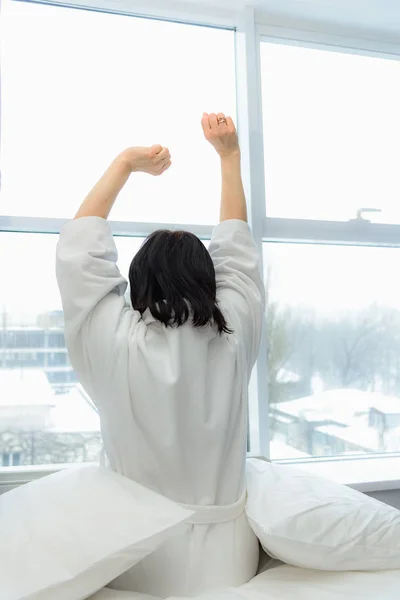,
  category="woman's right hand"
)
[120,145,171,175]
[201,112,240,158]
